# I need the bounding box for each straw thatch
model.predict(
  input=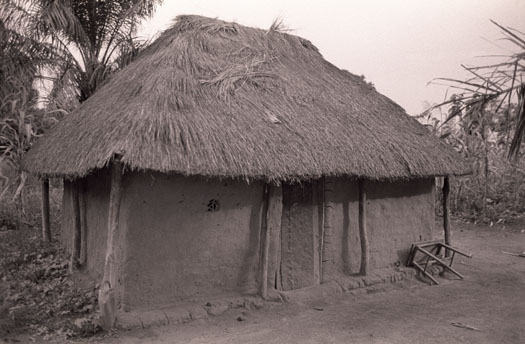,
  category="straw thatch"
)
[23,15,469,181]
